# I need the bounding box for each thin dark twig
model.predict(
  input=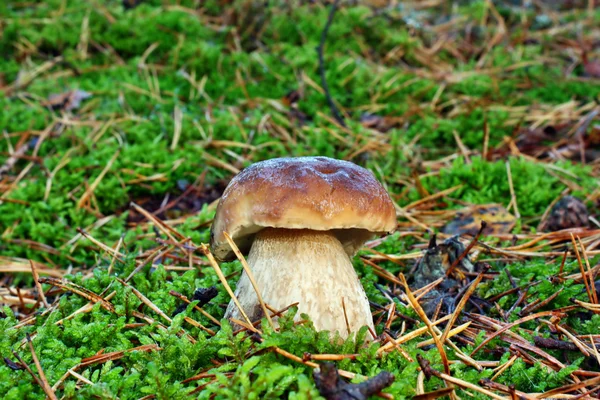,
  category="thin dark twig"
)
[446,221,487,277]
[317,0,346,127]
